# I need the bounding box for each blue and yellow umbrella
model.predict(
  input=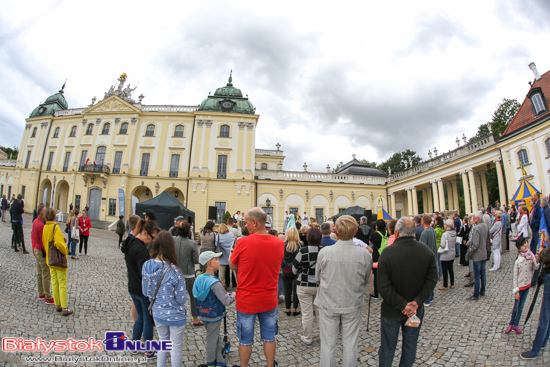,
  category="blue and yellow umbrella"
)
[377,209,393,222]
[509,178,541,210]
